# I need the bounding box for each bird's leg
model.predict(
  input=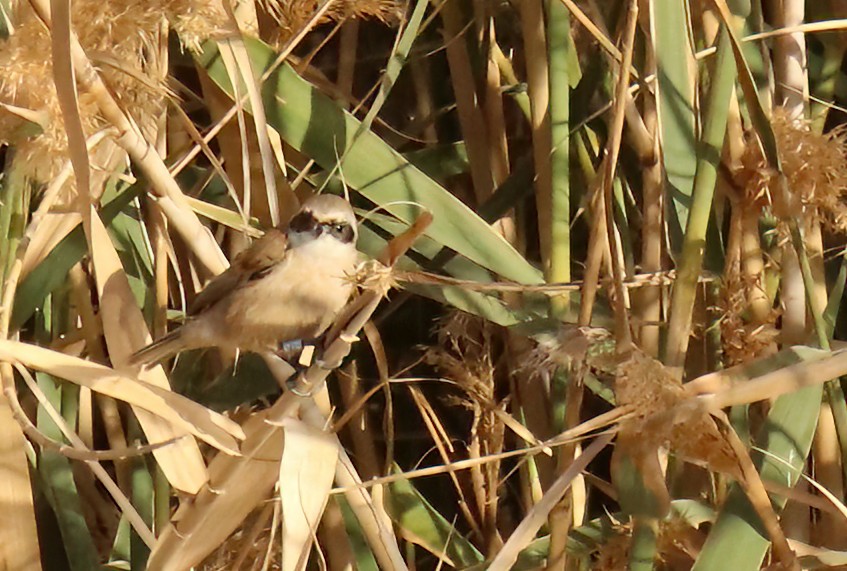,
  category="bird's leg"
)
[277,338,321,396]
[276,336,353,396]
[276,338,318,364]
